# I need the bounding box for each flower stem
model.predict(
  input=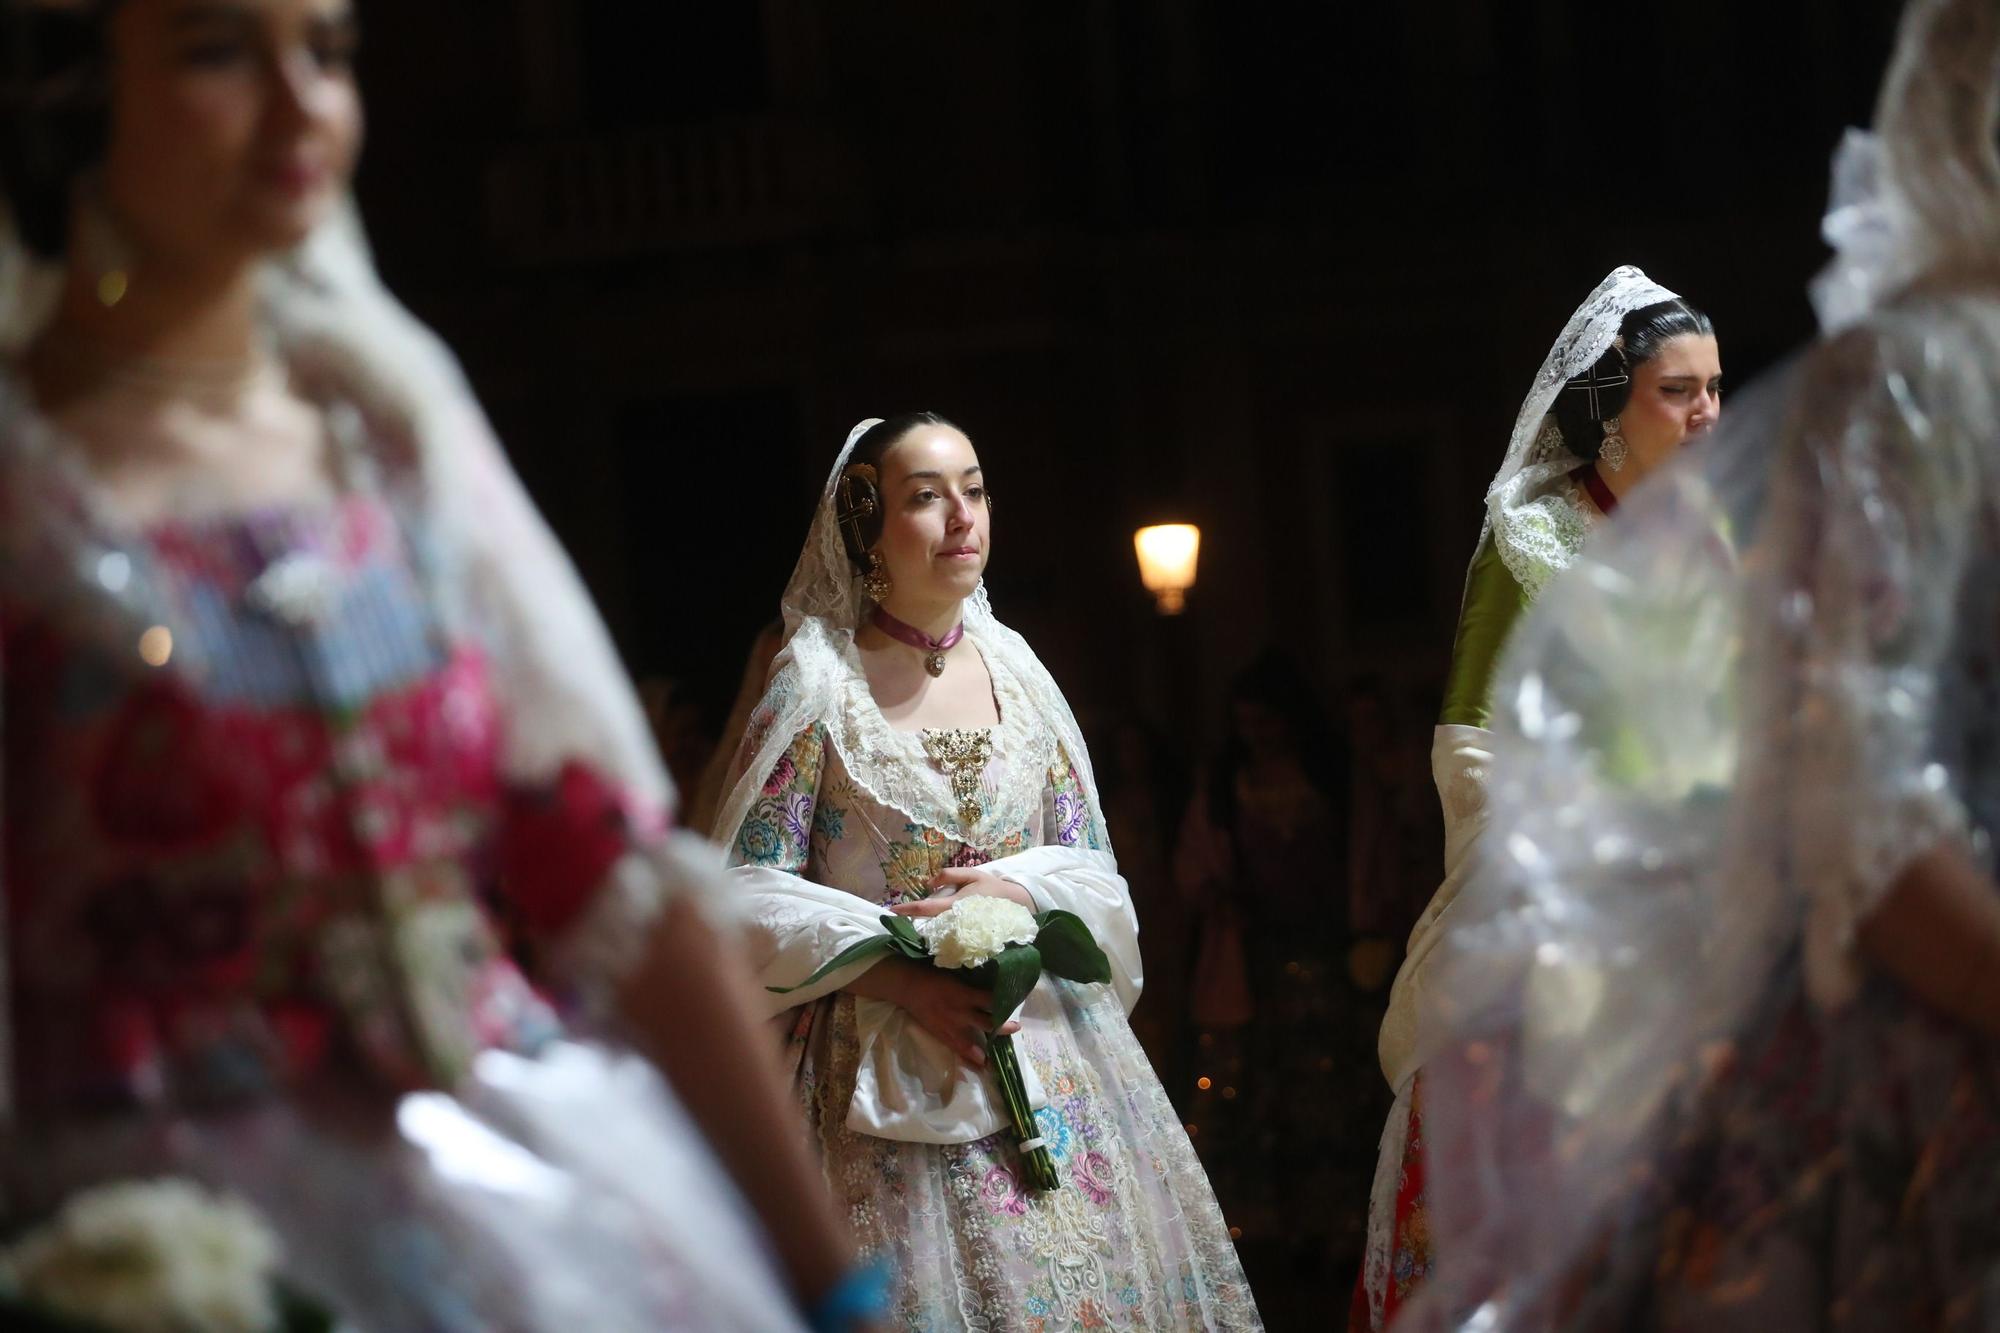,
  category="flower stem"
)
[986,1031,1060,1191]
